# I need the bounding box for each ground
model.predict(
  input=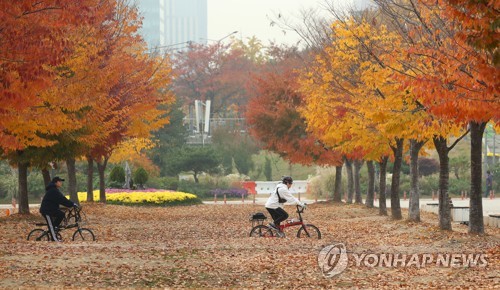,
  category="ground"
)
[0,202,498,288]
